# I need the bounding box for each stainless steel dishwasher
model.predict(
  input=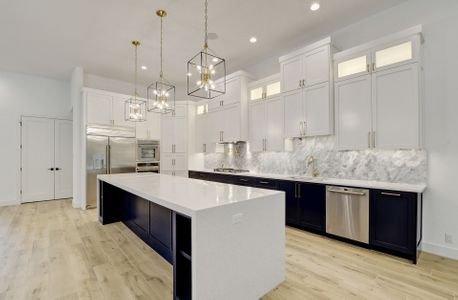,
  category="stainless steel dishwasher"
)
[326,186,369,244]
